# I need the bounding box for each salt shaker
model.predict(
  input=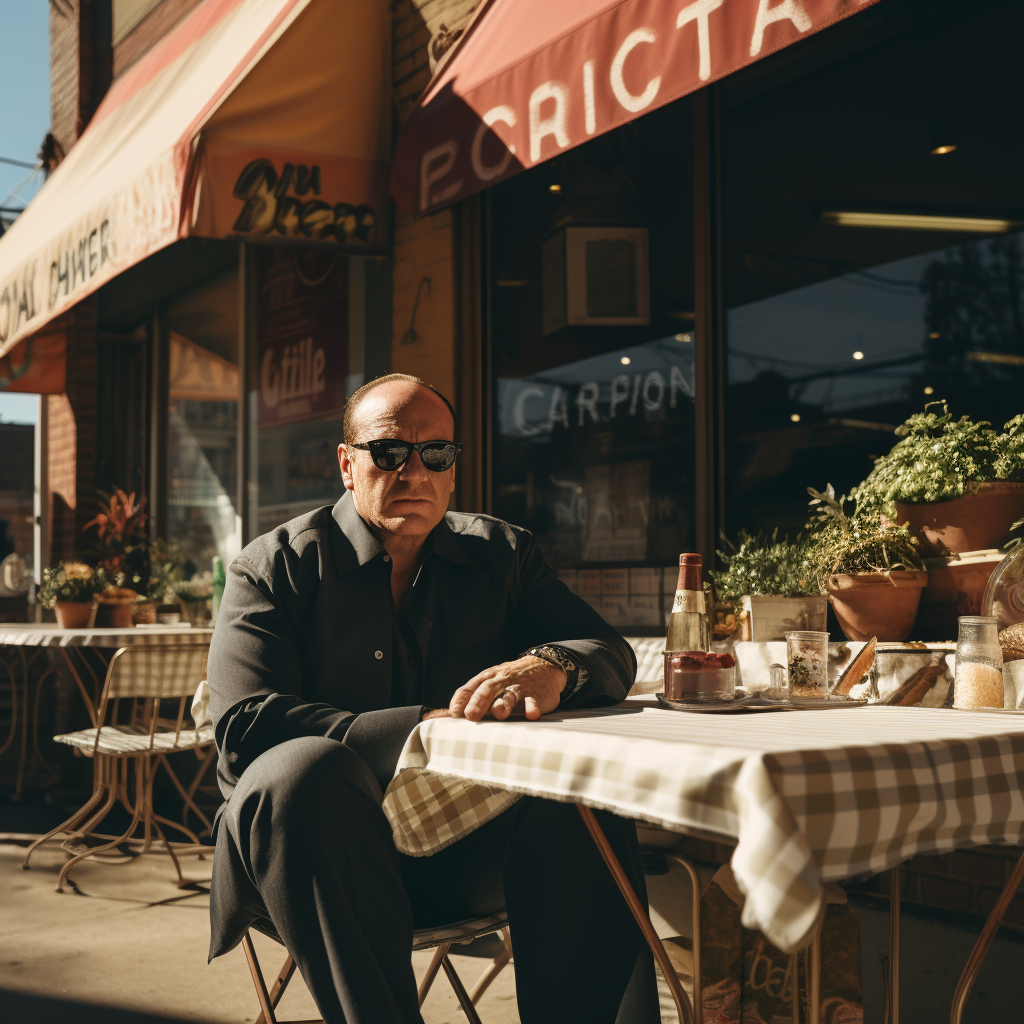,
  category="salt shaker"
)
[953,616,1004,709]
